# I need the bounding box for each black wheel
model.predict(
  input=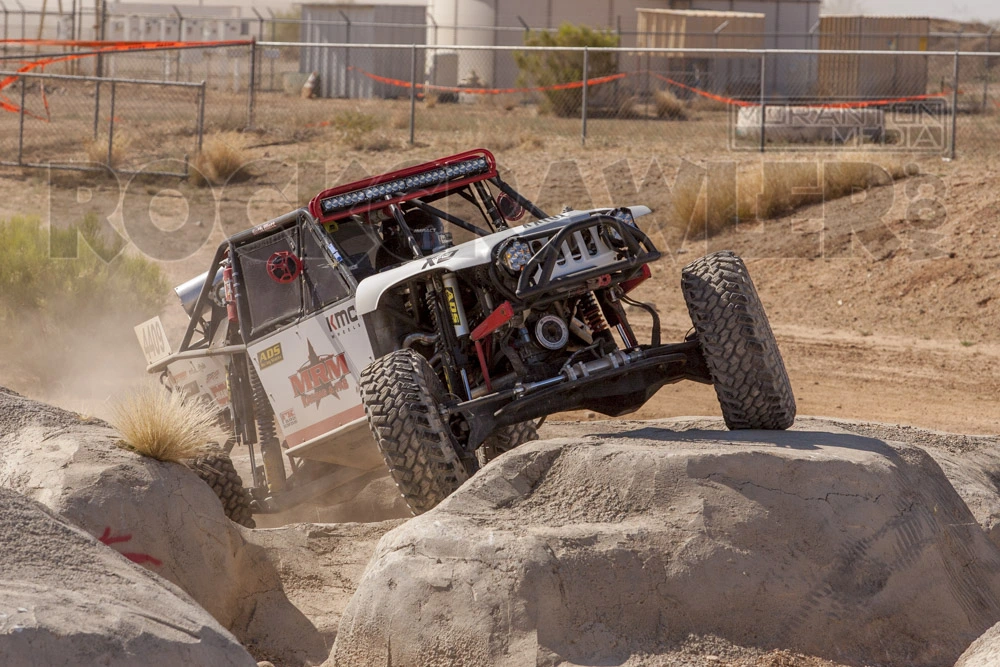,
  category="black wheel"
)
[477,421,539,466]
[187,452,256,528]
[681,250,796,430]
[359,349,471,515]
